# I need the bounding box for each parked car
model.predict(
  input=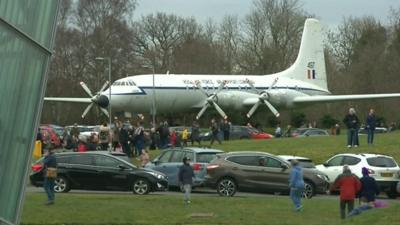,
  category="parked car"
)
[39,125,62,148]
[205,152,329,198]
[200,125,273,140]
[316,153,400,198]
[358,126,388,134]
[30,151,168,195]
[291,128,329,137]
[145,147,223,188]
